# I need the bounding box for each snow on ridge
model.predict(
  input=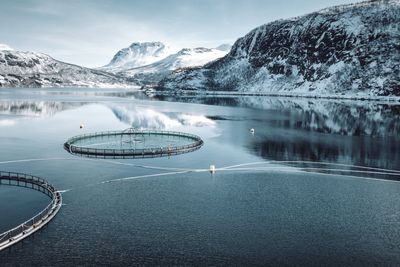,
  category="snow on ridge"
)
[0,49,138,88]
[120,47,228,85]
[101,41,232,77]
[101,41,174,72]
